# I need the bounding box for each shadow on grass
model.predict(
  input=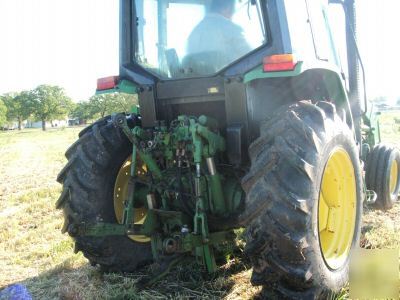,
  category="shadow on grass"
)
[14,255,263,300]
[9,250,352,299]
